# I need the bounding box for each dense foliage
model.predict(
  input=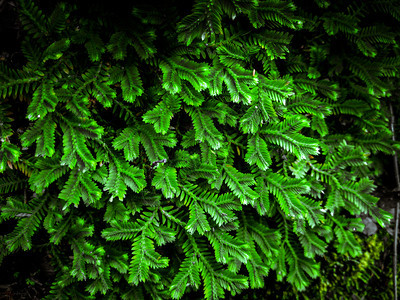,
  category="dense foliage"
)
[0,0,399,298]
[259,230,395,300]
